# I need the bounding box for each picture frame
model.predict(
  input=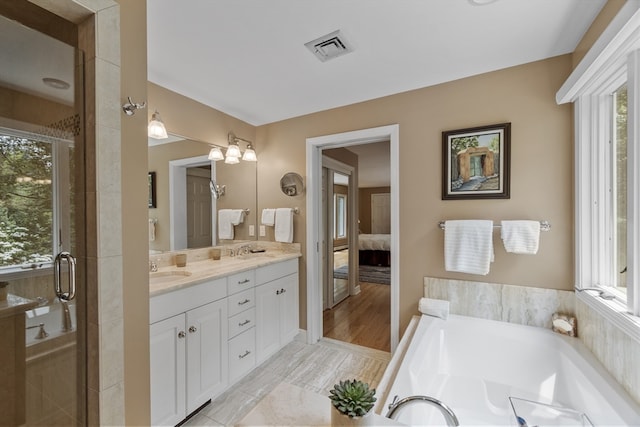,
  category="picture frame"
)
[148,171,157,208]
[442,122,511,200]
